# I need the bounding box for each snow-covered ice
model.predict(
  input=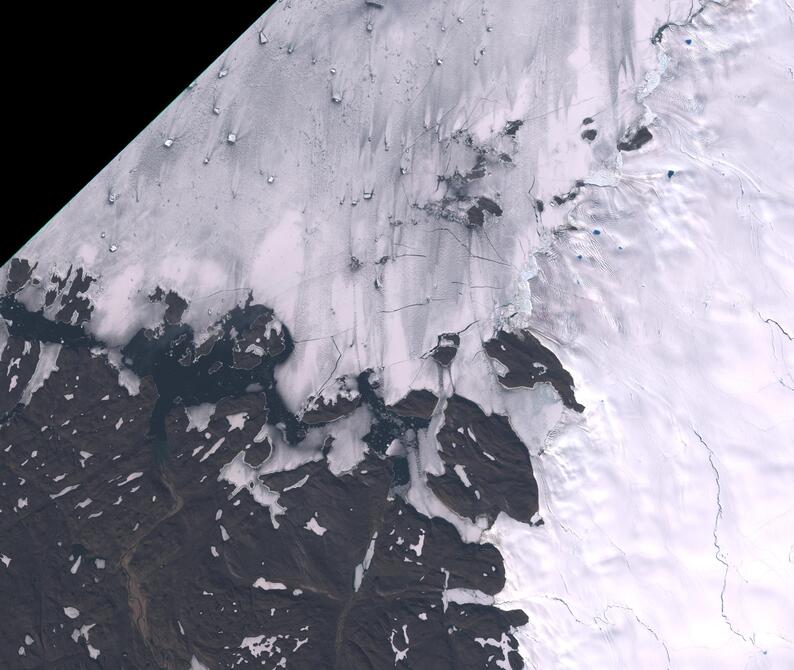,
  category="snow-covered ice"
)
[3,0,793,667]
